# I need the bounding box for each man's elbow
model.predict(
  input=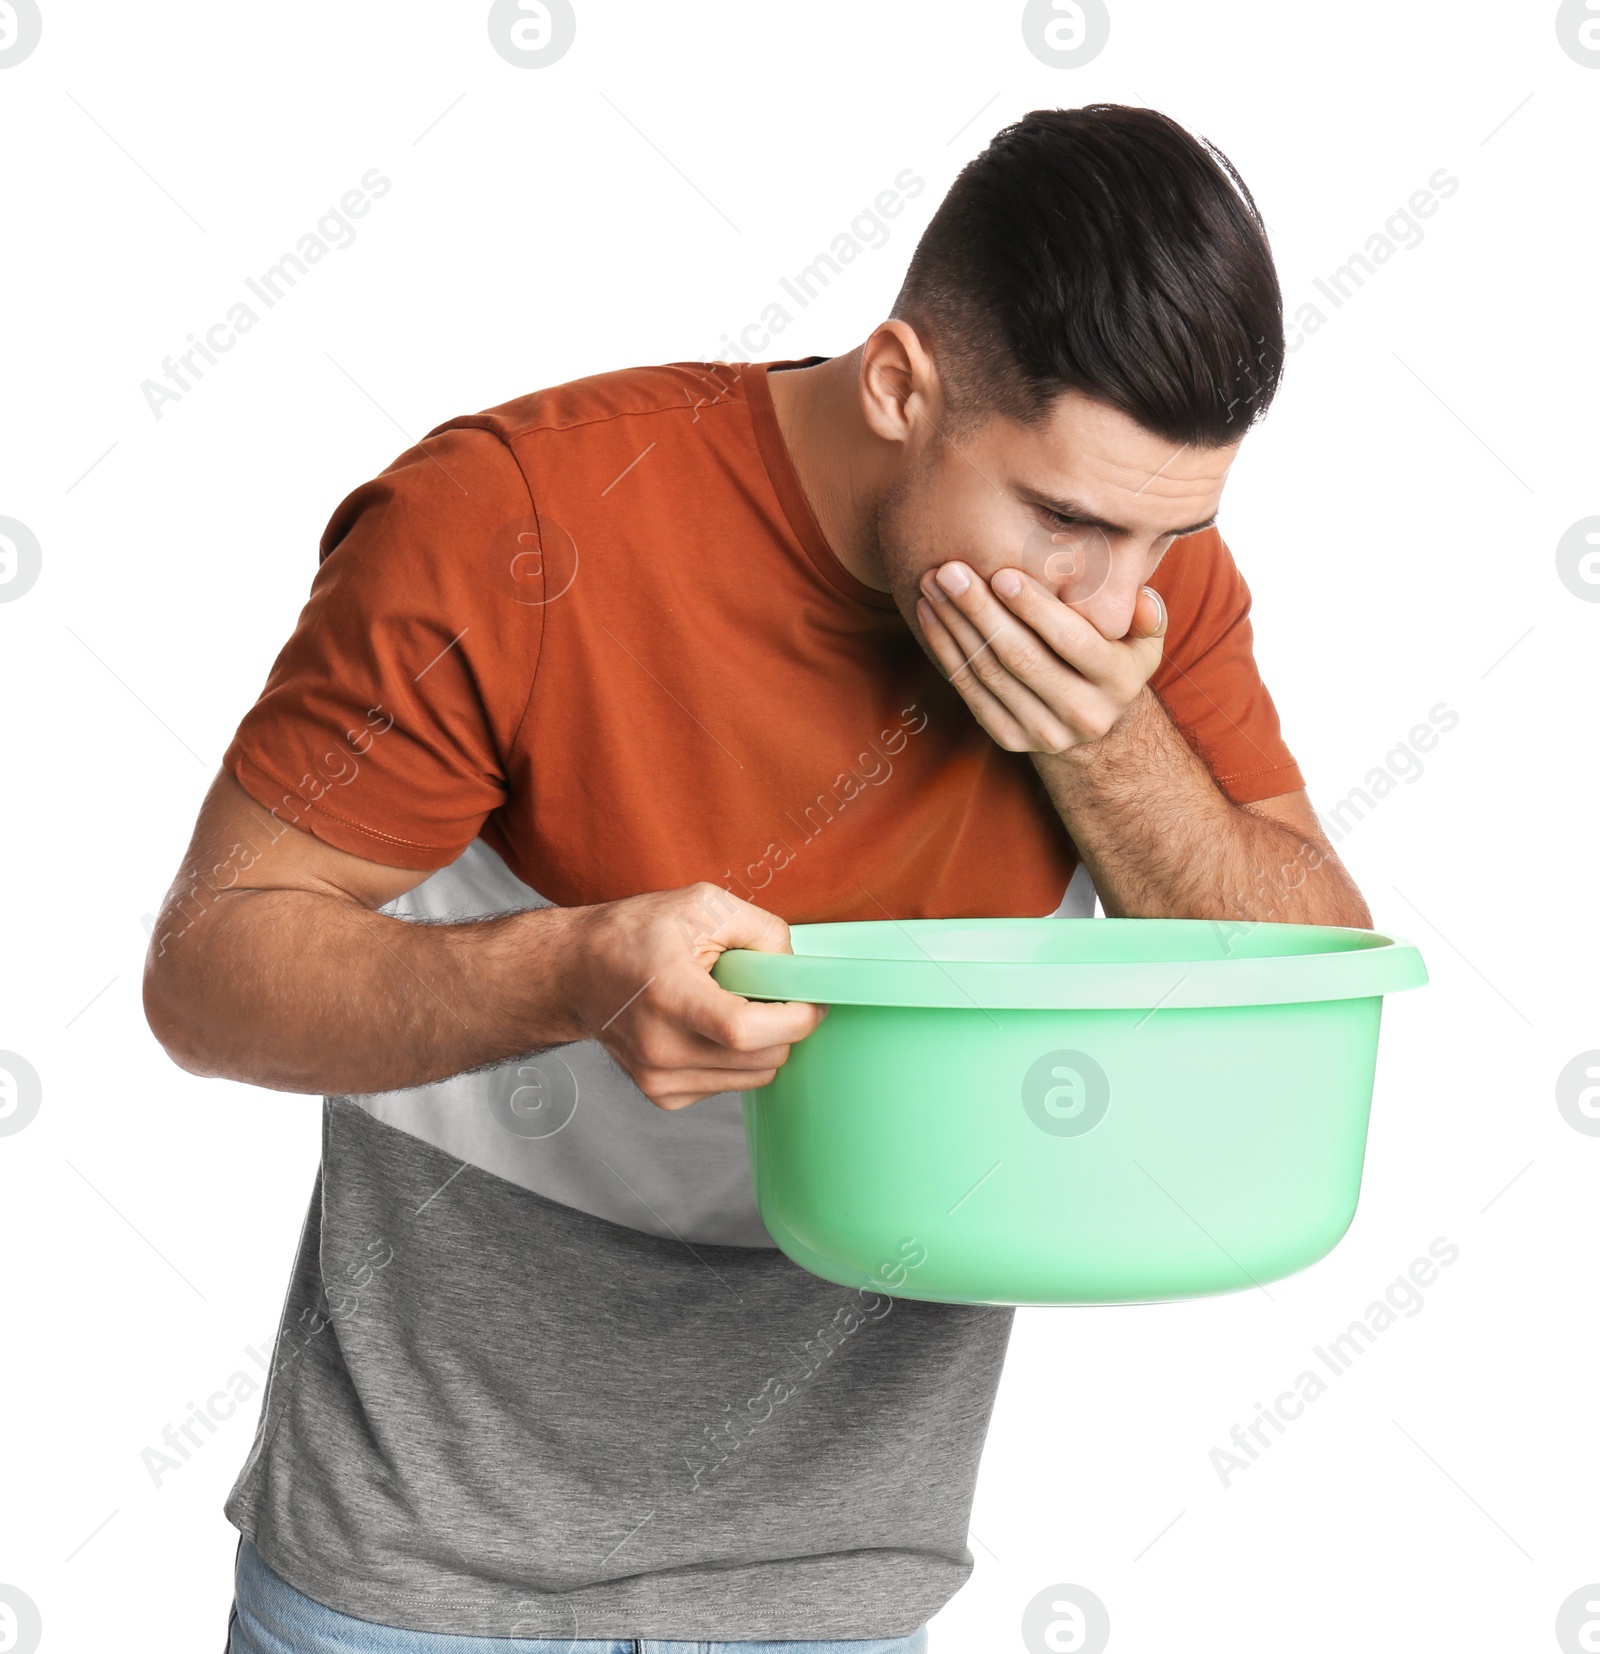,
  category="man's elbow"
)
[1313,843,1373,930]
[1339,890,1375,931]
[142,948,225,1079]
